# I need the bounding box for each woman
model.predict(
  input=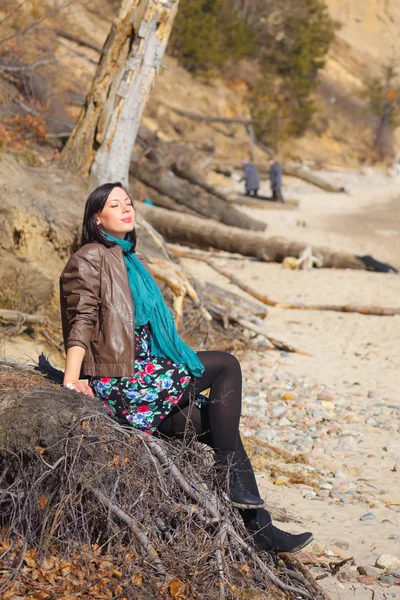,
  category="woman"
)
[60,182,313,553]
